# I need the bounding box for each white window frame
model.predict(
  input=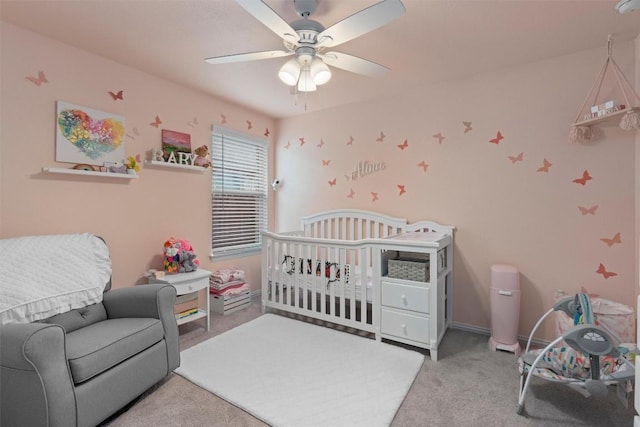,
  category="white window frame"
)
[211,126,268,260]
